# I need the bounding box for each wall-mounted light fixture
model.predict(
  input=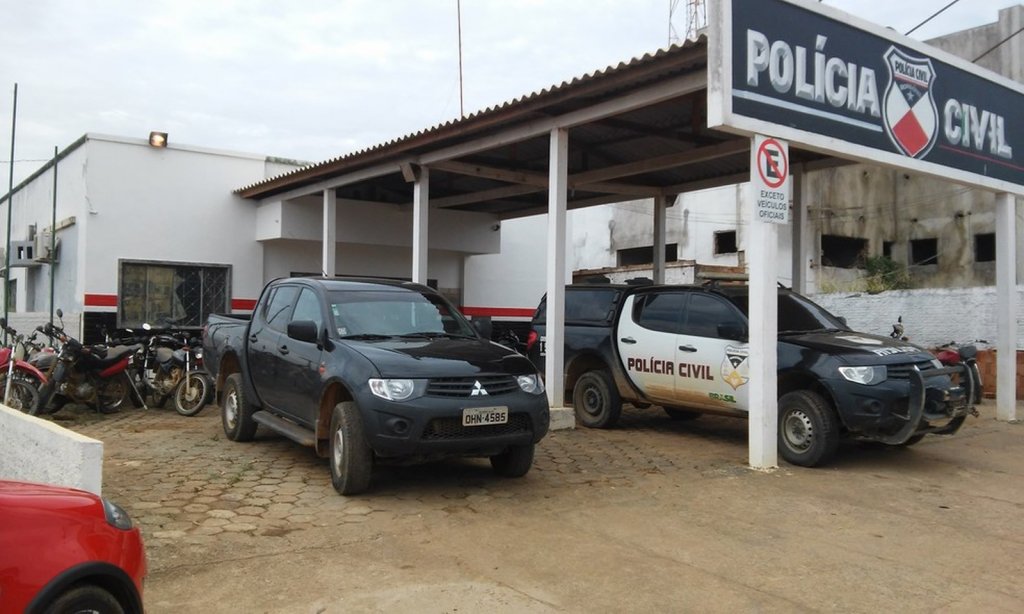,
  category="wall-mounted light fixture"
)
[148,132,168,148]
